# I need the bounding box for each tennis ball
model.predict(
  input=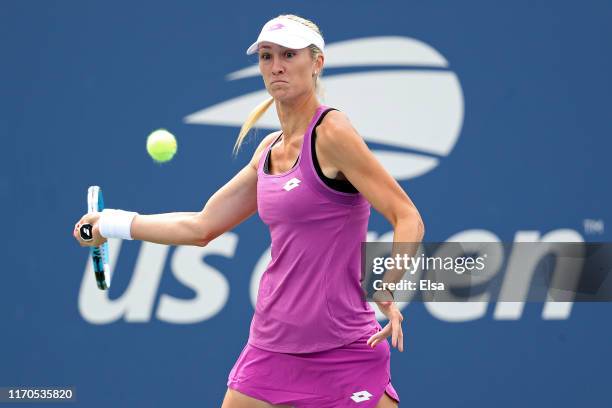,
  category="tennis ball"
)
[146,129,177,163]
